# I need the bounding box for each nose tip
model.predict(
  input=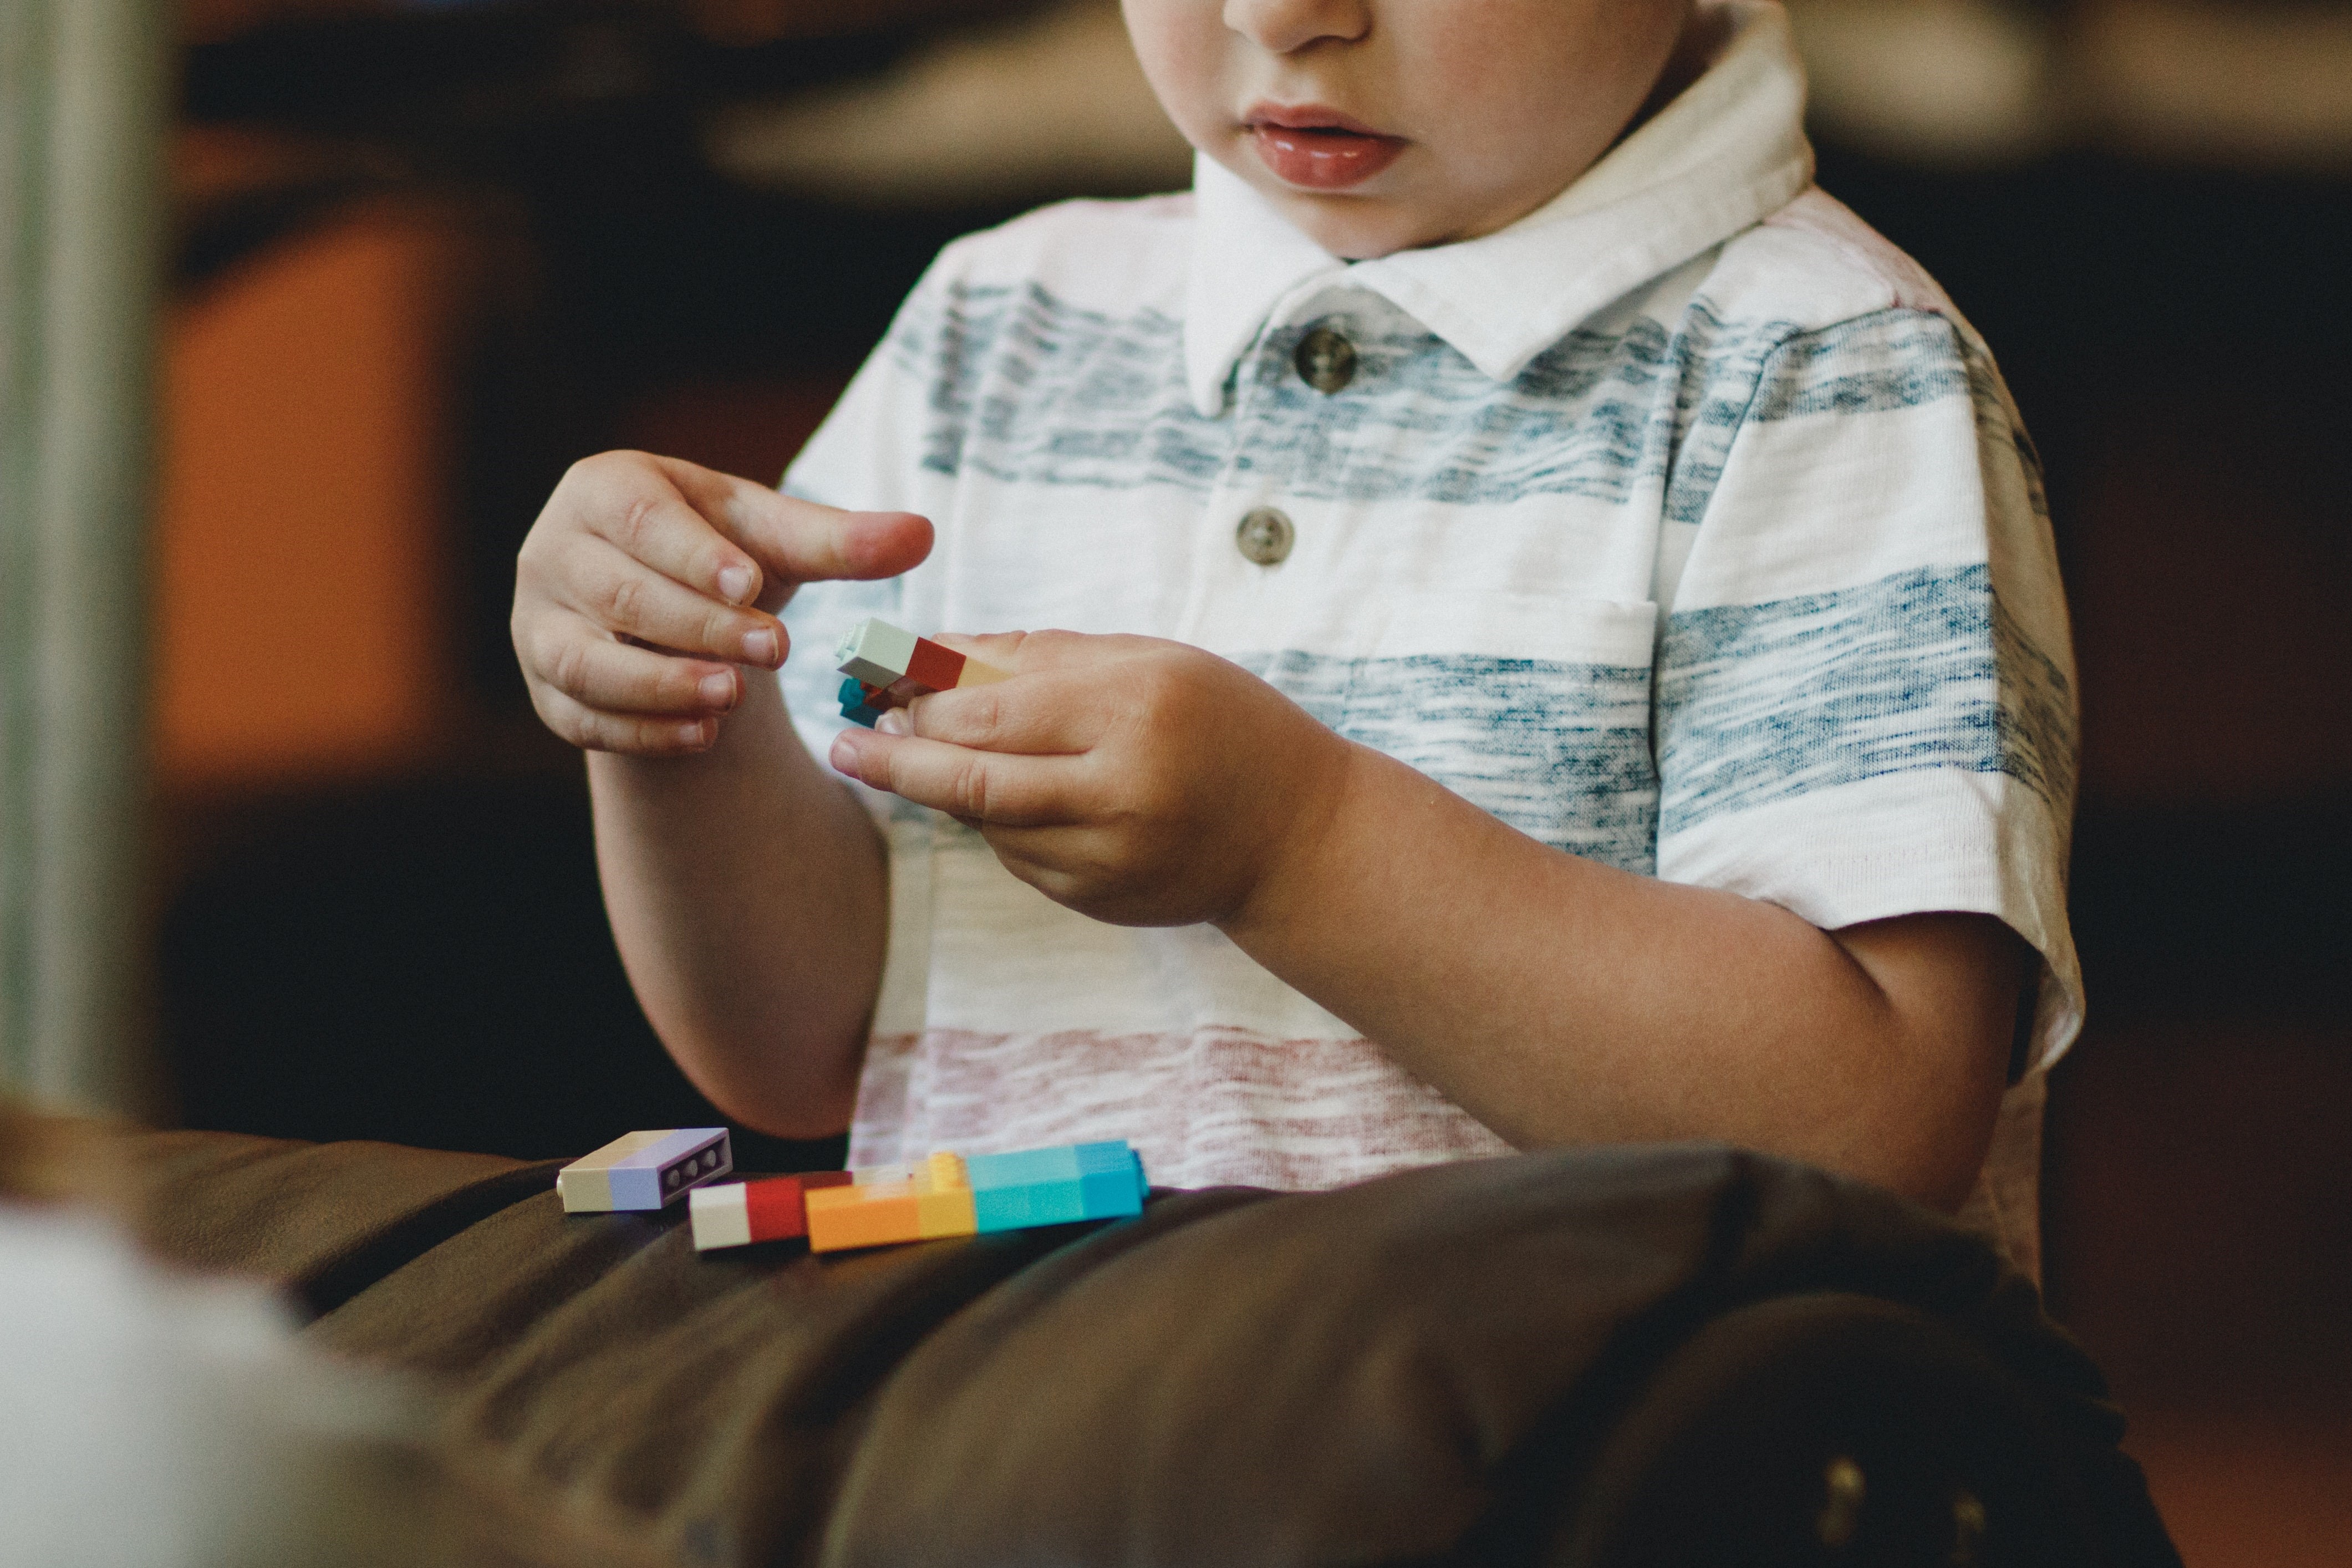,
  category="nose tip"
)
[1223,0,1373,54]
